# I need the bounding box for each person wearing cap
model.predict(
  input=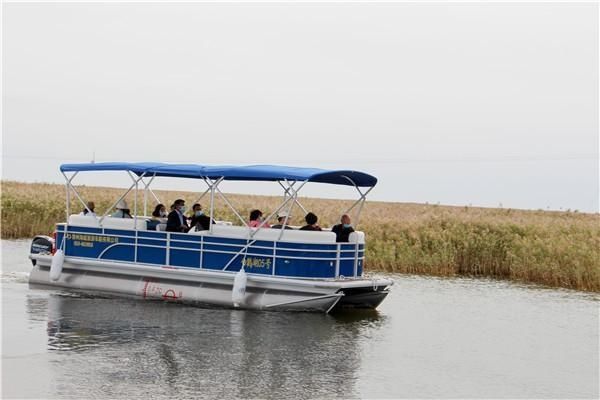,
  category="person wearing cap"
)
[331,214,355,242]
[272,212,294,230]
[111,200,132,218]
[300,212,322,231]
[167,199,189,232]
